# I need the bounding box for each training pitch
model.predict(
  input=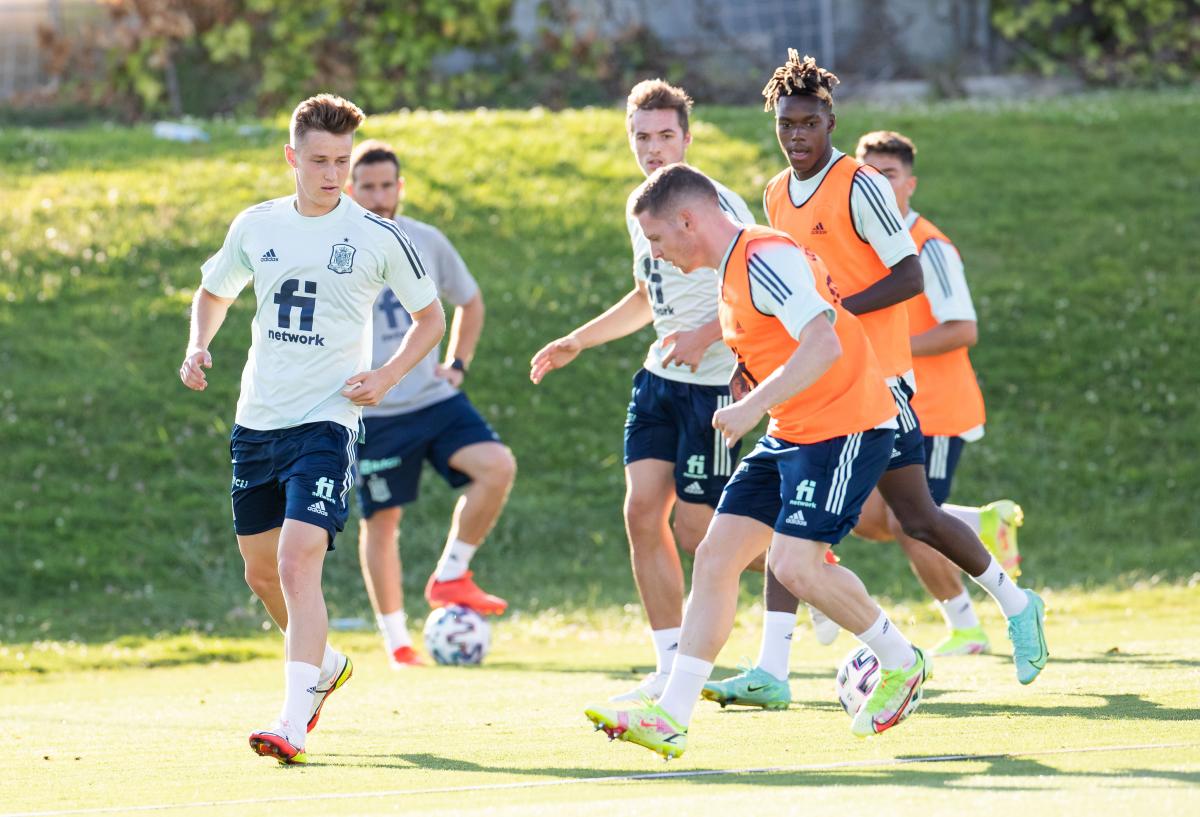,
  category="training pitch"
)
[3,585,1197,816]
